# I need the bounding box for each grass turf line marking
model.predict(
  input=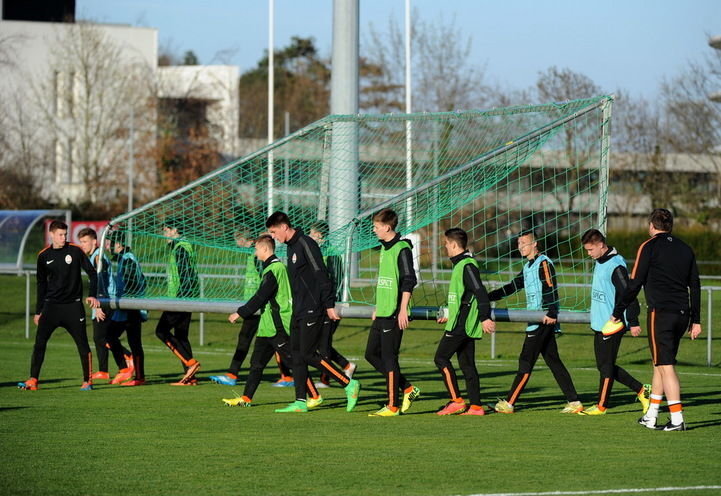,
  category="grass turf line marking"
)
[456,485,721,496]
